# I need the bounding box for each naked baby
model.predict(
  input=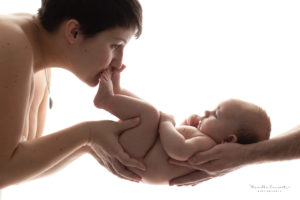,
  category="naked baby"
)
[94,66,271,185]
